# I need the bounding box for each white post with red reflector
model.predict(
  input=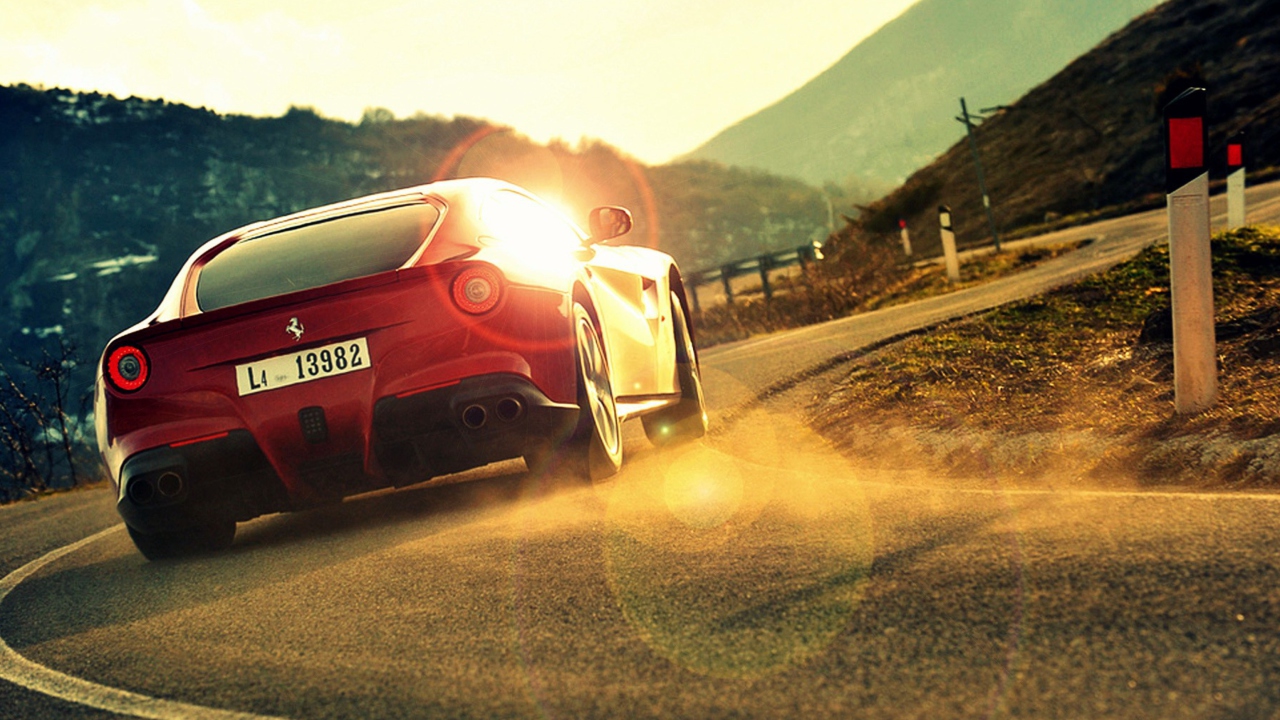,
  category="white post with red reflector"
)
[1227,133,1246,229]
[1164,87,1217,414]
[899,218,913,256]
[938,206,960,283]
